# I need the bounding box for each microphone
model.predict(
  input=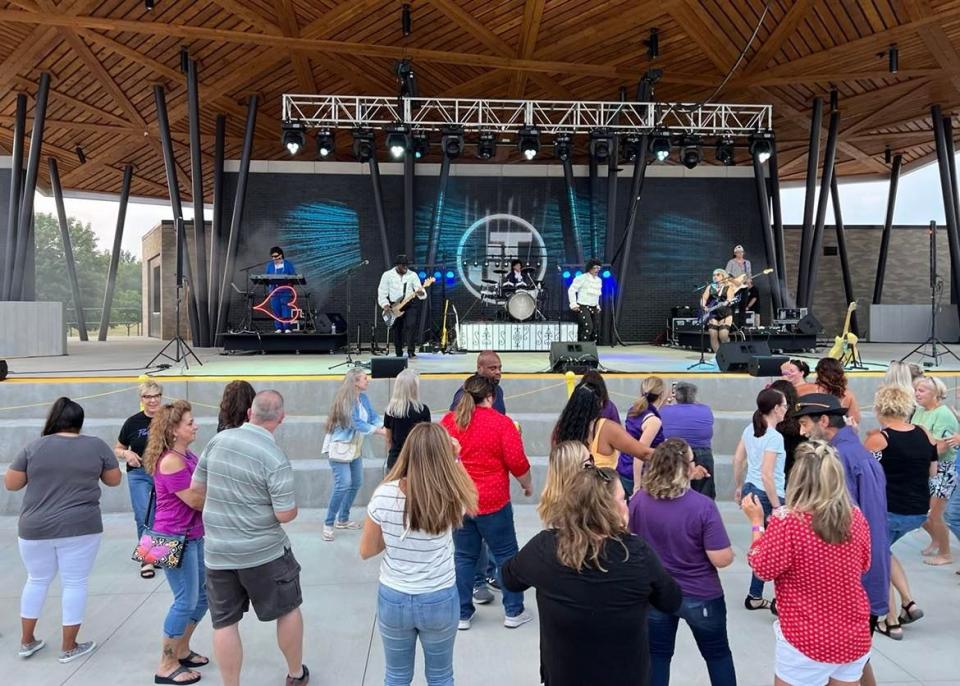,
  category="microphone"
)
[359,259,370,266]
